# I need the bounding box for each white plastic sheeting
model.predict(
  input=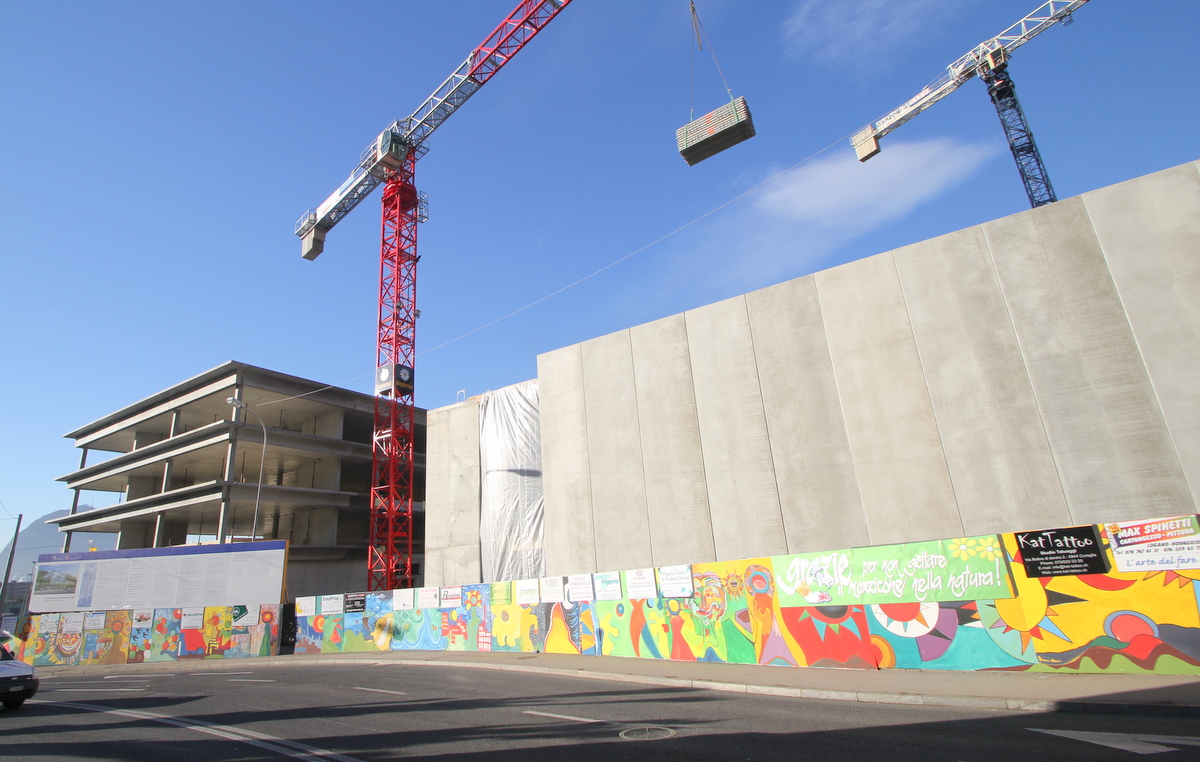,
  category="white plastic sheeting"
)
[478,380,545,582]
